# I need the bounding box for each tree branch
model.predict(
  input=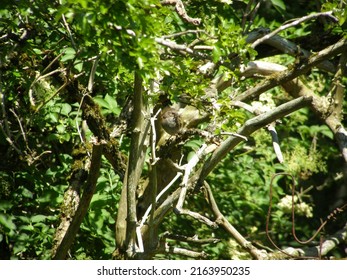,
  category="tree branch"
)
[125,72,151,257]
[199,96,313,182]
[52,140,103,259]
[234,38,347,102]
[203,182,267,259]
[161,0,201,25]
[251,11,337,48]
[267,222,347,259]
